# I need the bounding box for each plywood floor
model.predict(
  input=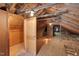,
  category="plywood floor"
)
[10,42,35,56]
[9,37,66,56]
[37,37,66,56]
[10,43,24,56]
[10,36,79,56]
